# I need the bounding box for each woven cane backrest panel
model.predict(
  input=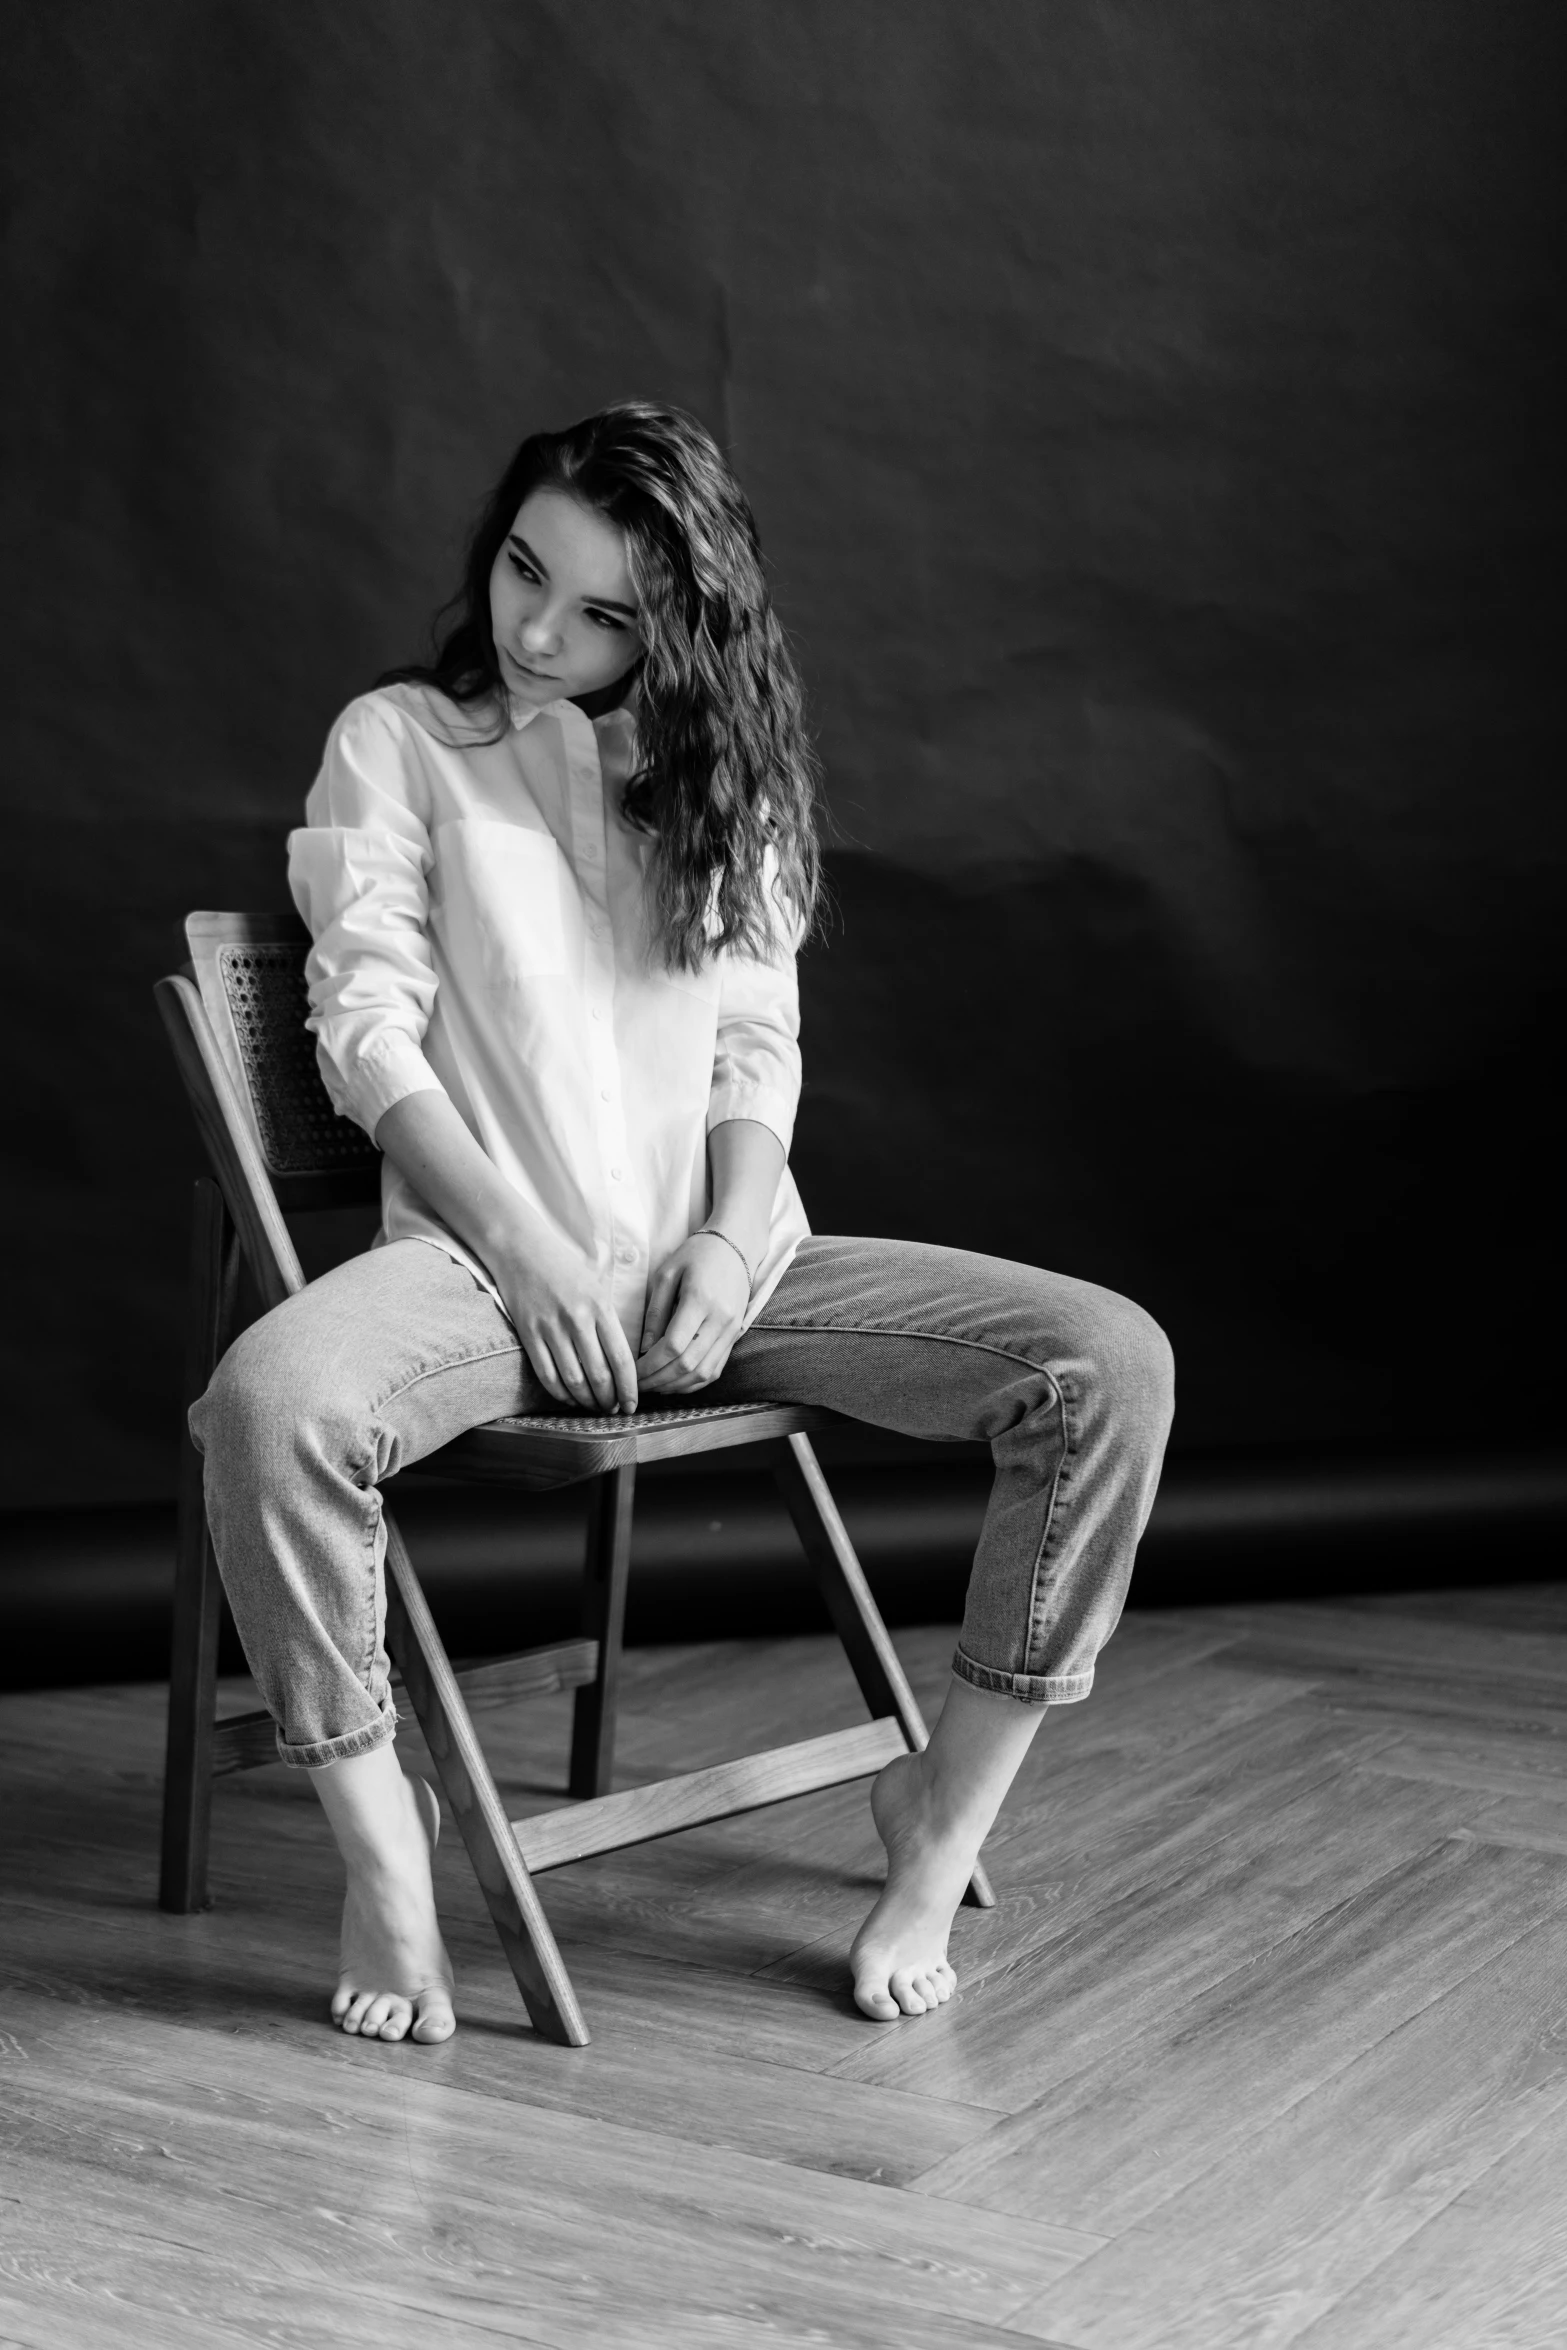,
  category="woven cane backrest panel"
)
[216,942,381,1177]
